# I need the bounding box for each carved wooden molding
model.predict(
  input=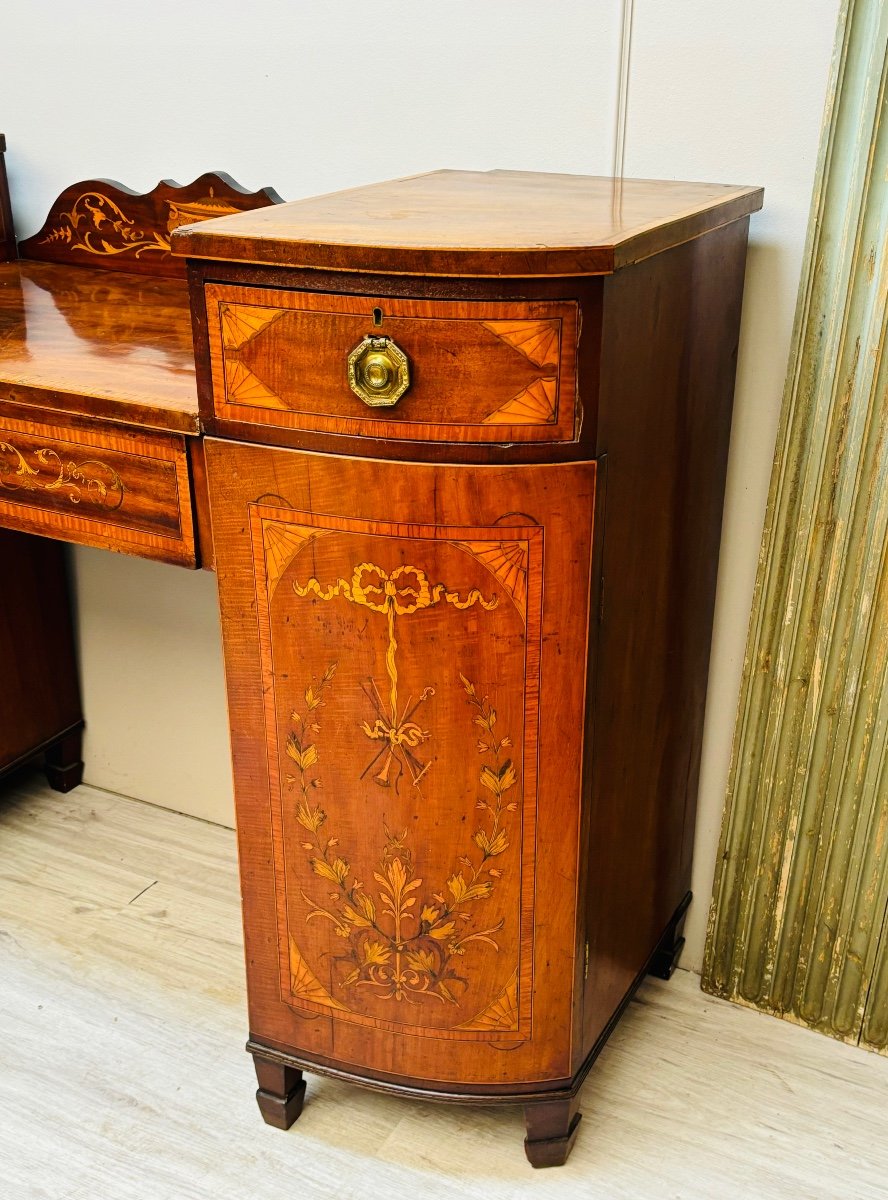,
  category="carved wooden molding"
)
[18,173,284,277]
[703,0,888,1052]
